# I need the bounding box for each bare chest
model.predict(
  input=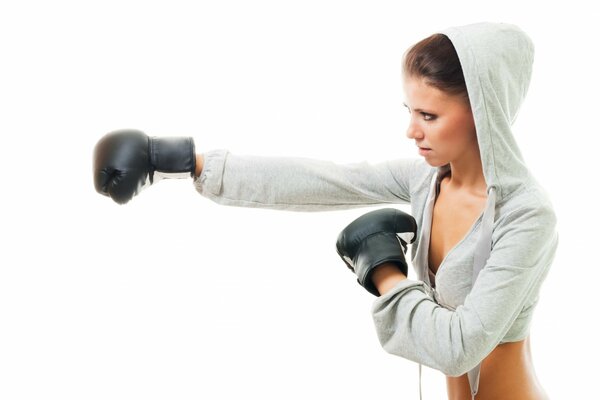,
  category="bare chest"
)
[428,183,487,274]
